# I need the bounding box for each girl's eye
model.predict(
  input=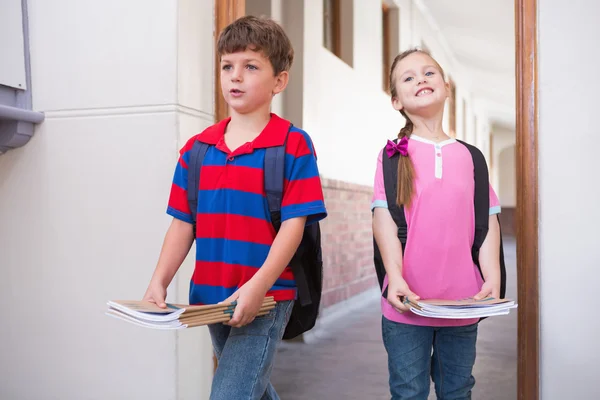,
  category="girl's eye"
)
[404,76,414,82]
[425,71,435,76]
